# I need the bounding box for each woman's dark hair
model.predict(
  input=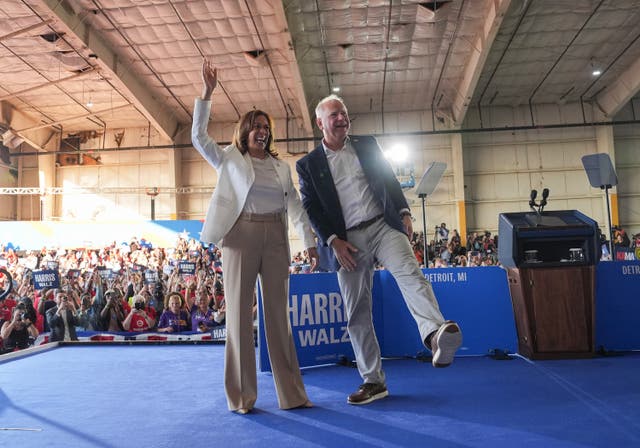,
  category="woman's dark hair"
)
[231,110,279,159]
[125,283,135,301]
